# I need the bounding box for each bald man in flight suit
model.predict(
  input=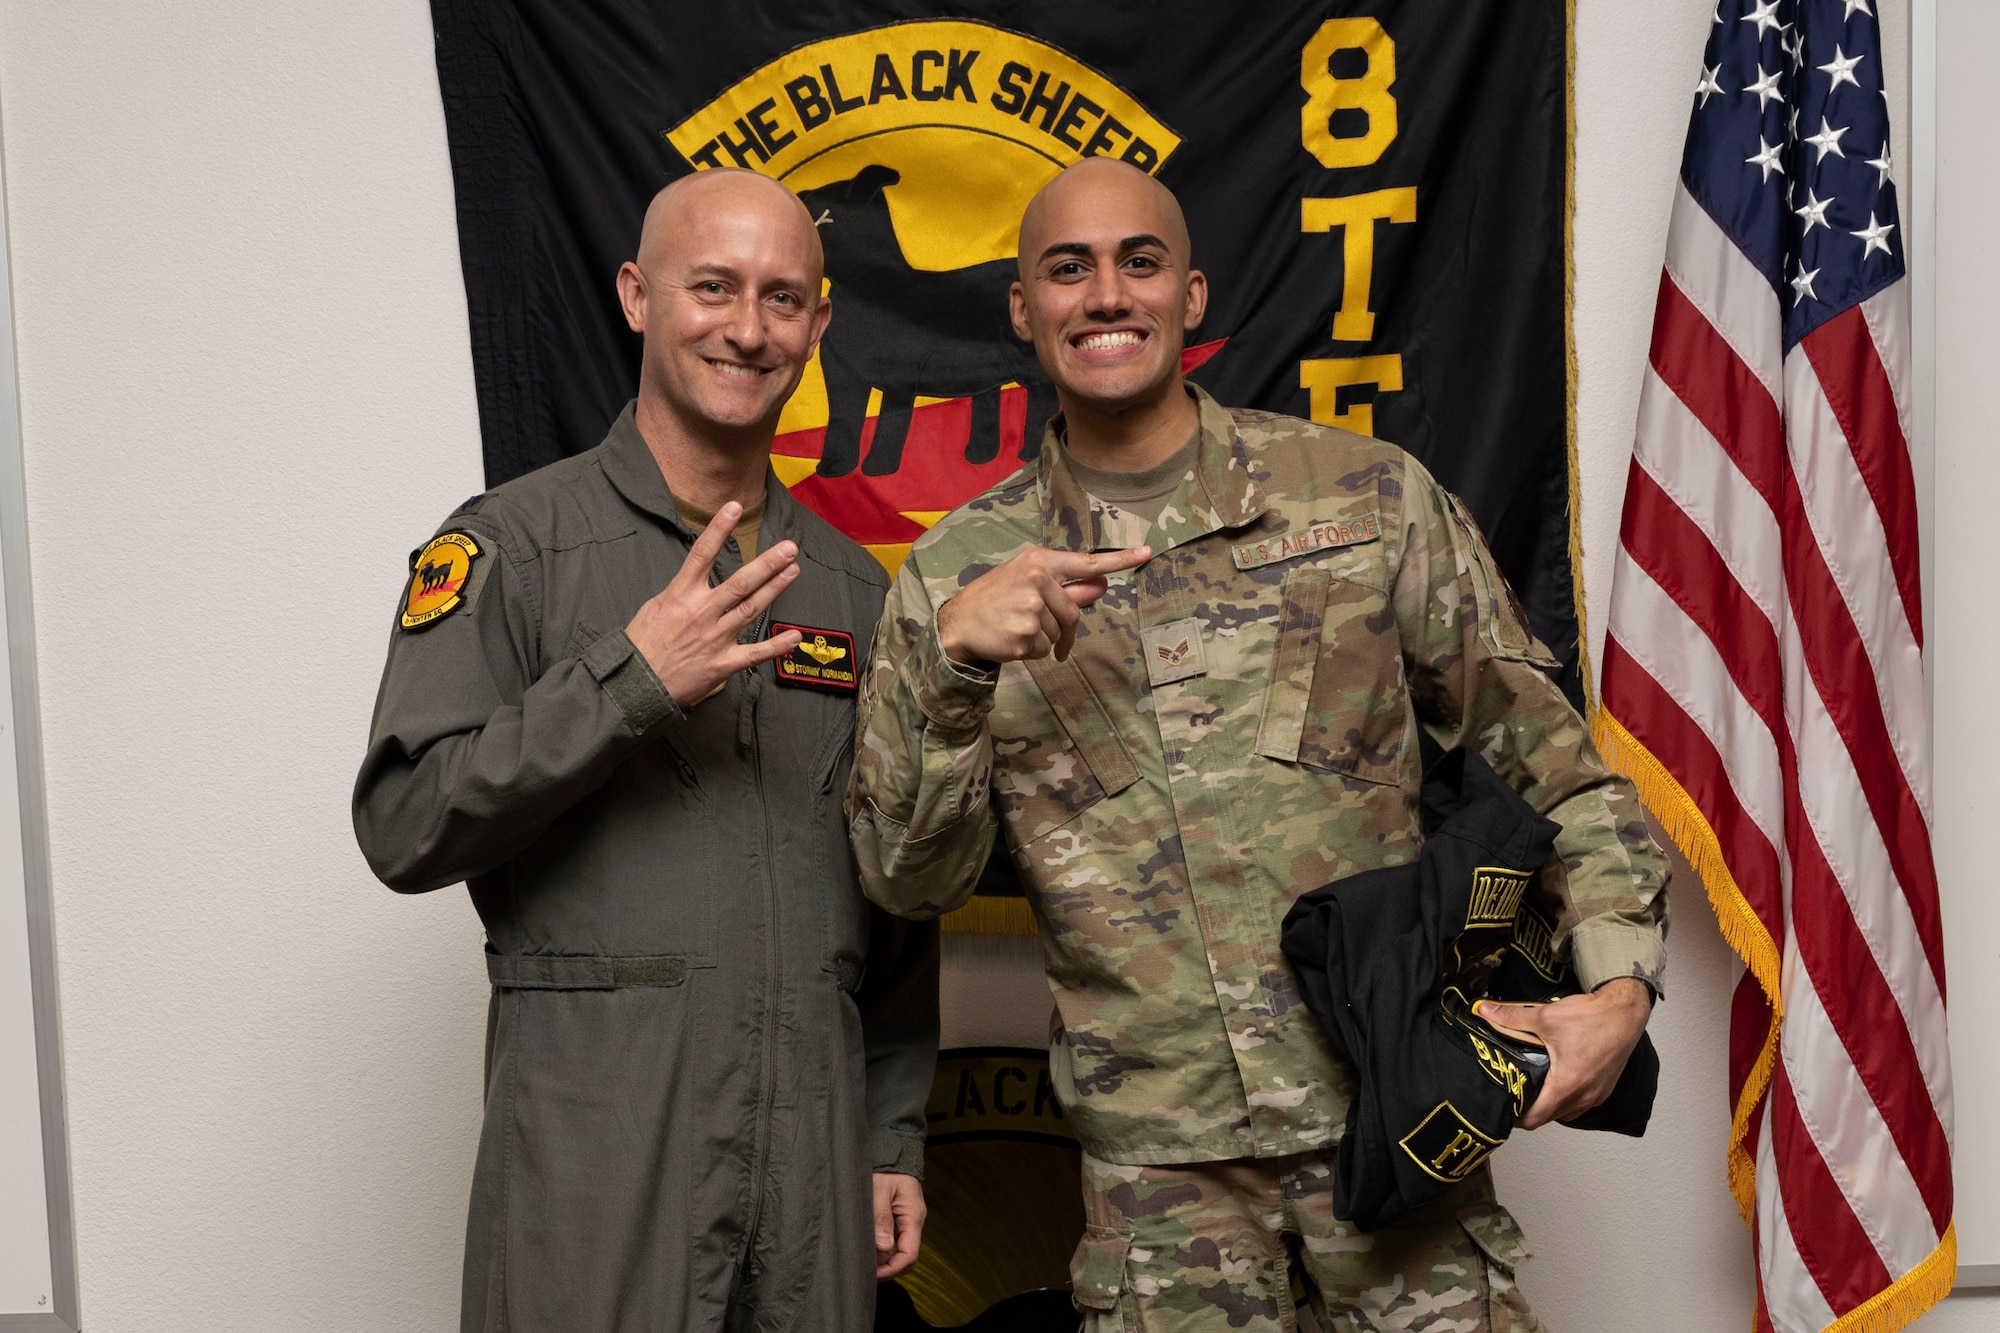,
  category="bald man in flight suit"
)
[355,170,936,1332]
